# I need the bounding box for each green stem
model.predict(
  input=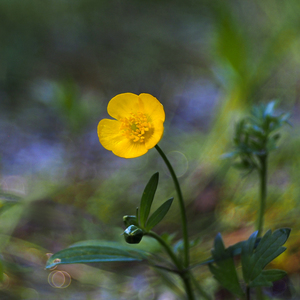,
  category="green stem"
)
[181,272,196,300]
[146,231,181,270]
[255,154,268,300]
[155,145,190,268]
[147,231,195,300]
[246,285,250,300]
[256,154,267,238]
